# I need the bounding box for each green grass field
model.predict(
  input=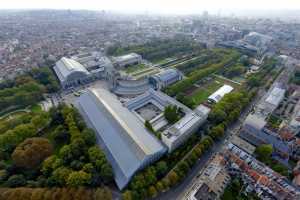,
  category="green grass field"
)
[124,63,148,73]
[189,80,222,105]
[30,104,42,113]
[187,75,242,106]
